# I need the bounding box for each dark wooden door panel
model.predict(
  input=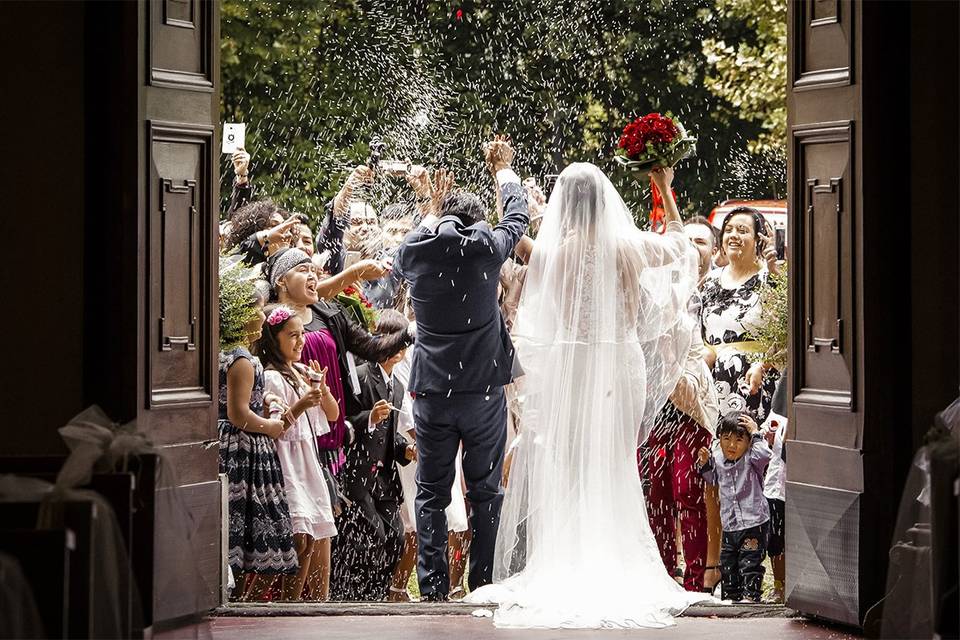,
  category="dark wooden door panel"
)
[139,0,221,625]
[786,0,864,627]
[793,0,853,90]
[147,122,215,409]
[148,0,214,91]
